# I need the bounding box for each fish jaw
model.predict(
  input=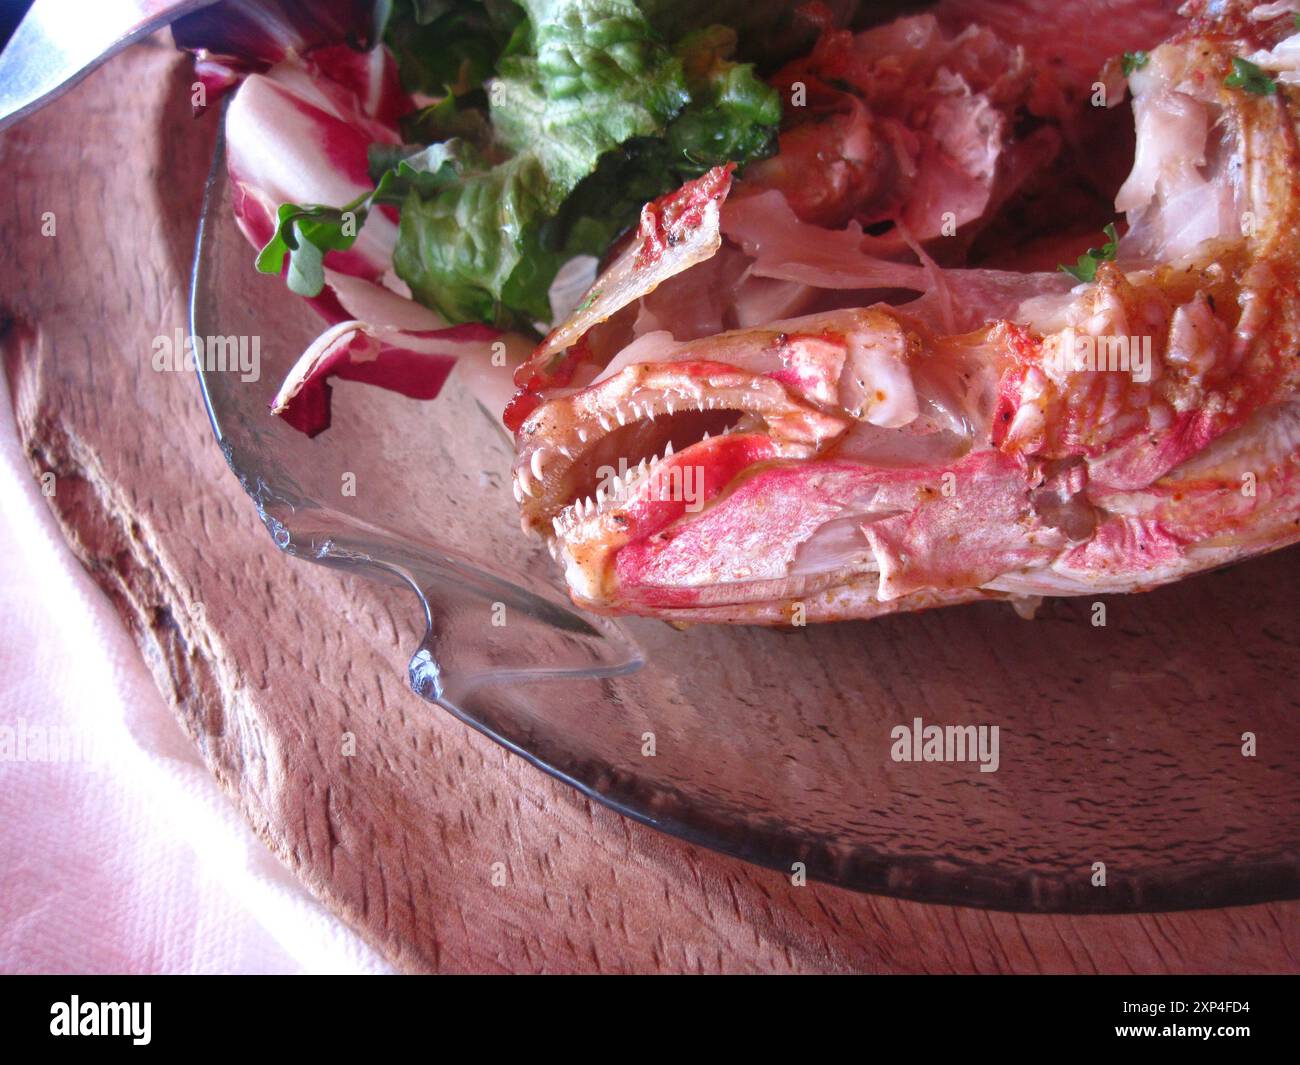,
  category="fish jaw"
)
[511,352,855,535]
